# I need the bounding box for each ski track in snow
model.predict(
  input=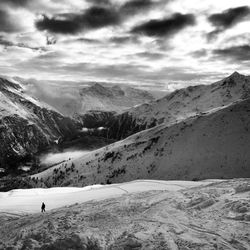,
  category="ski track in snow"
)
[0,180,213,214]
